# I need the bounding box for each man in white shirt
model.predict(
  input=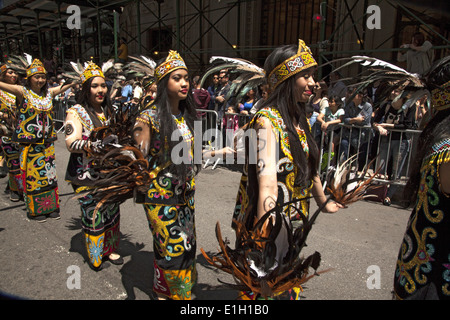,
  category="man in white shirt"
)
[397,32,434,75]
